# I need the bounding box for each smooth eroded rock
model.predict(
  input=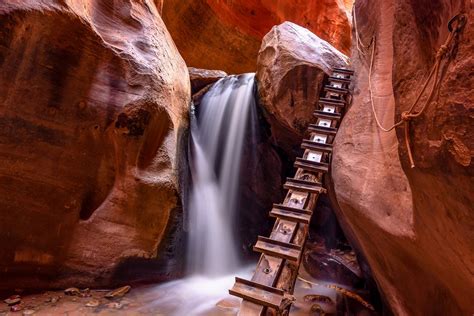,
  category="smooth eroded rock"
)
[0,0,190,289]
[188,67,227,95]
[256,22,348,155]
[332,0,473,314]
